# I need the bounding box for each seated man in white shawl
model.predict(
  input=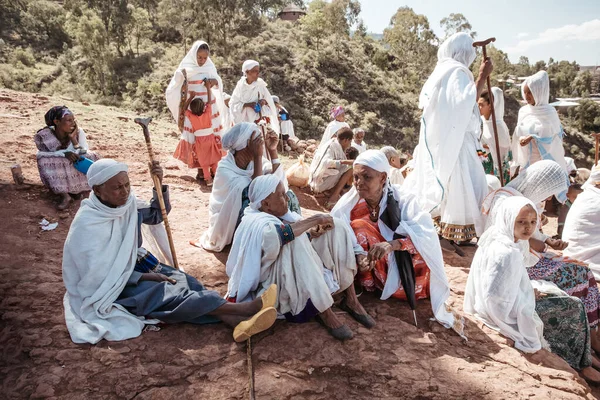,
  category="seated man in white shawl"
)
[226,174,374,341]
[381,146,406,186]
[351,128,368,154]
[309,127,355,207]
[62,159,278,344]
[563,165,600,277]
[331,150,464,336]
[195,122,301,252]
